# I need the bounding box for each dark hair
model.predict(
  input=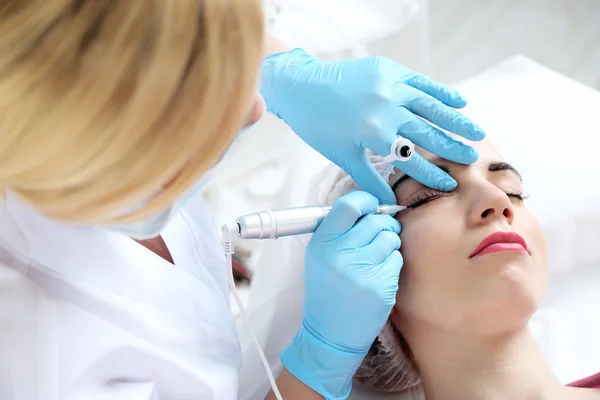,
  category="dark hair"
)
[354,322,422,393]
